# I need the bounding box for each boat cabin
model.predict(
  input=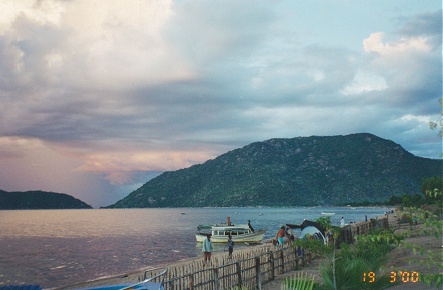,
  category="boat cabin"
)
[211,226,252,236]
